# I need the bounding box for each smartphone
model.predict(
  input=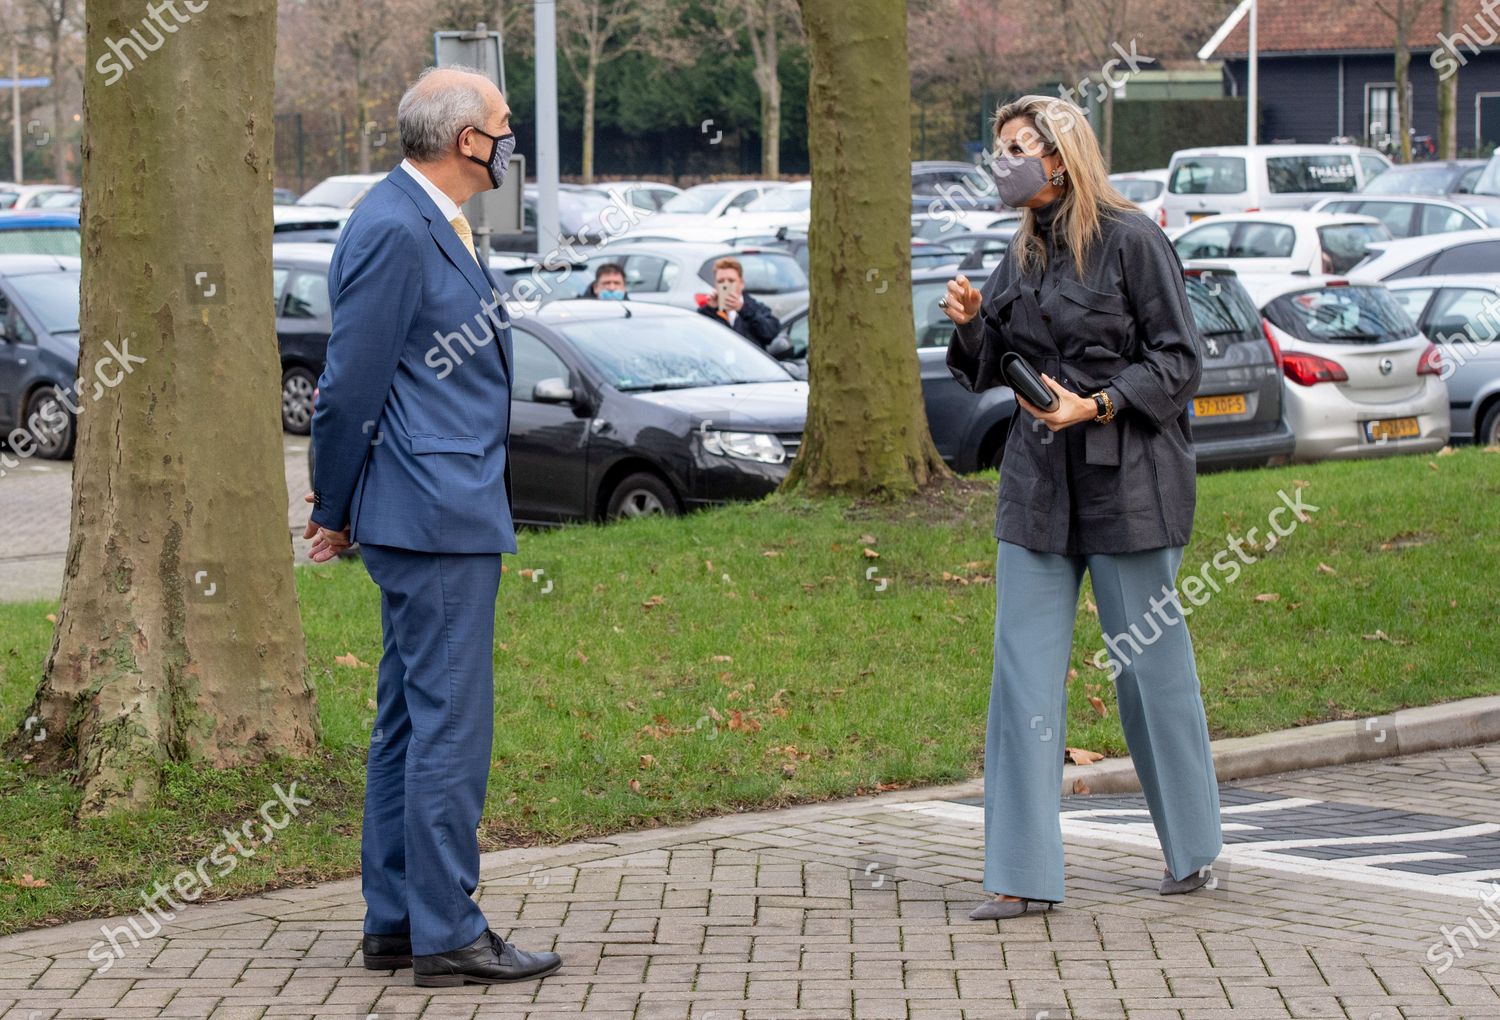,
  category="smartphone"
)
[716,281,736,305]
